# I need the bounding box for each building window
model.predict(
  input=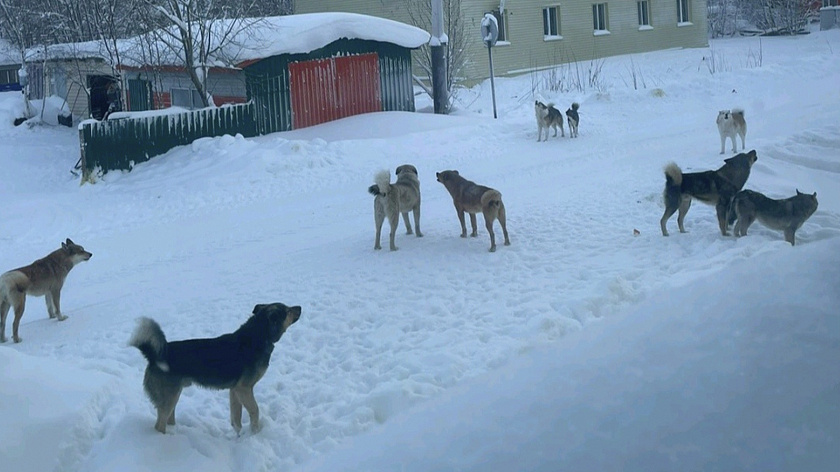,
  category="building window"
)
[638,1,651,26]
[171,88,205,109]
[593,3,609,32]
[543,6,561,38]
[0,69,18,85]
[677,0,691,23]
[492,9,509,42]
